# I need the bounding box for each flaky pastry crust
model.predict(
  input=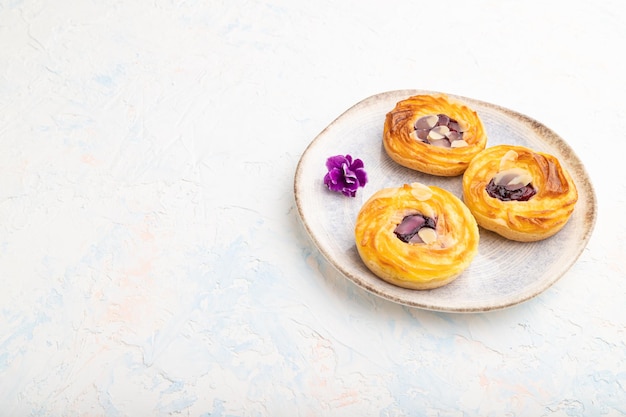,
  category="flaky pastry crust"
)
[354,183,479,290]
[462,145,578,242]
[383,94,487,176]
